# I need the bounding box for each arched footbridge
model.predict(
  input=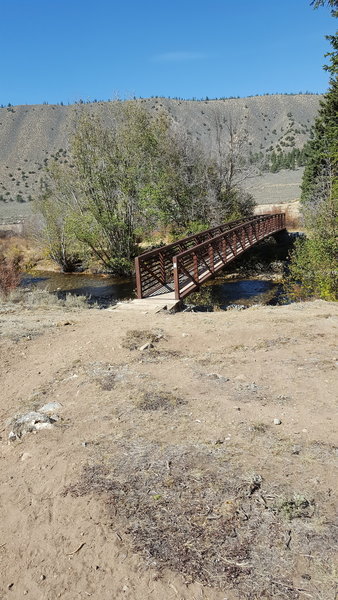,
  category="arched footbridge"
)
[135,213,286,301]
